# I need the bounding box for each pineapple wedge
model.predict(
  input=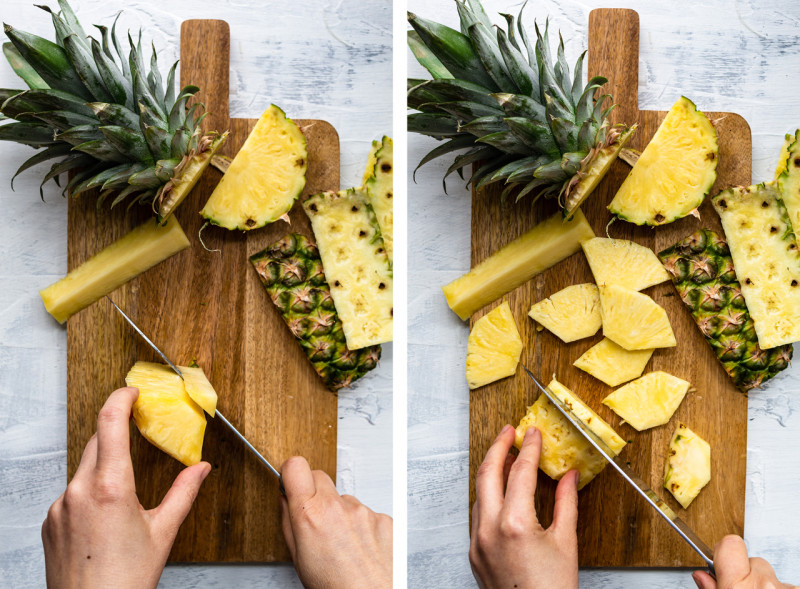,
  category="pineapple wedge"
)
[581,238,670,291]
[303,187,393,349]
[528,284,601,343]
[776,130,800,235]
[363,136,394,263]
[201,105,307,230]
[180,365,218,415]
[599,285,676,350]
[712,183,800,349]
[443,209,595,320]
[602,371,690,431]
[515,379,626,489]
[39,216,190,324]
[574,338,653,387]
[466,302,522,389]
[664,424,711,509]
[609,97,718,225]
